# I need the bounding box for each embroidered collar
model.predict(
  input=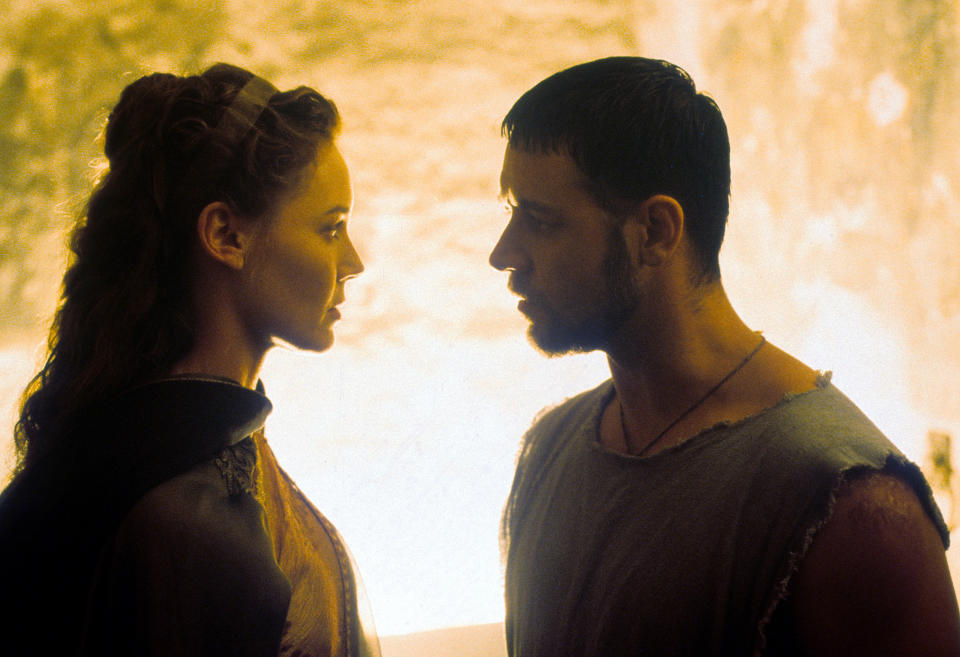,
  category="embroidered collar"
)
[78,377,272,504]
